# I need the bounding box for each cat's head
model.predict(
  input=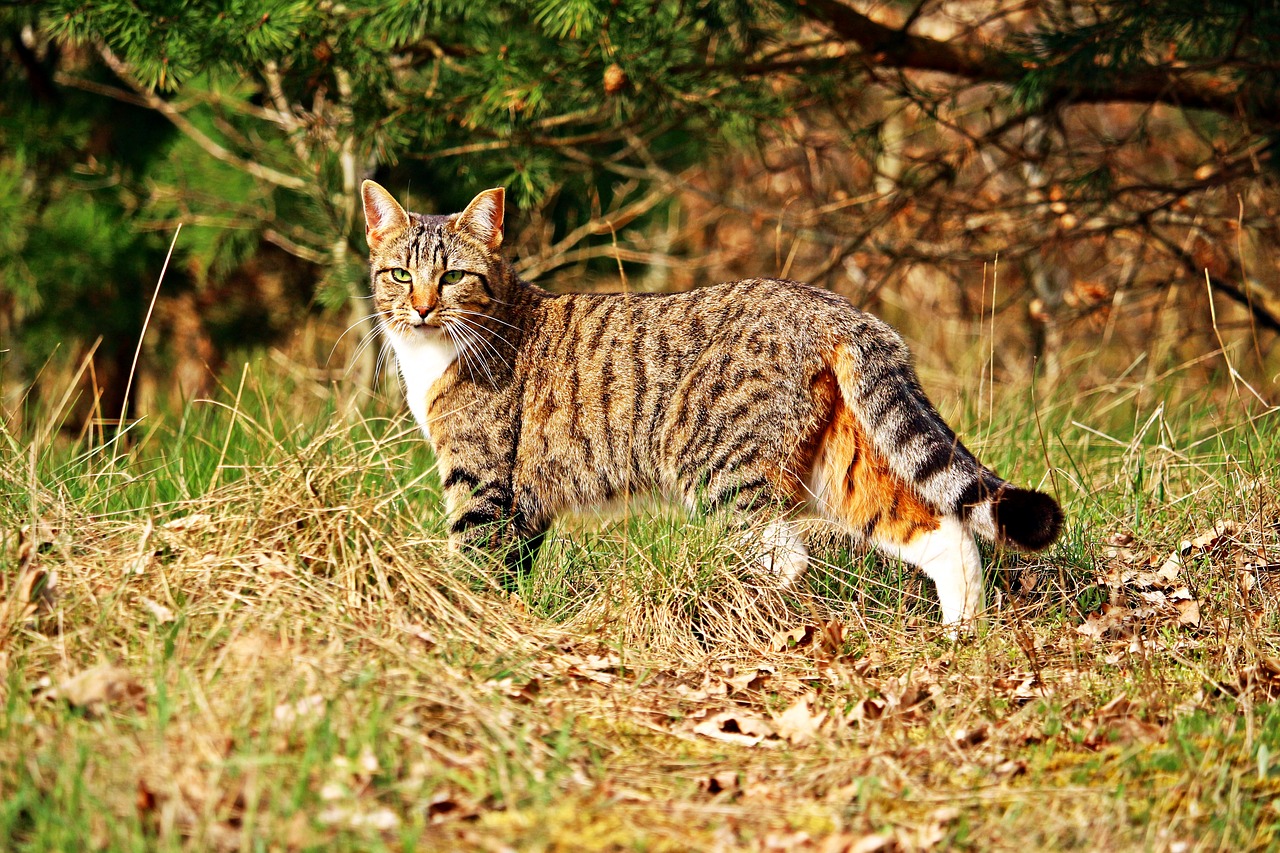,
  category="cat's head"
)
[361,181,509,341]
